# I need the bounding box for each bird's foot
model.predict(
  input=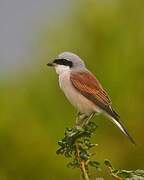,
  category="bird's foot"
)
[75,112,95,129]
